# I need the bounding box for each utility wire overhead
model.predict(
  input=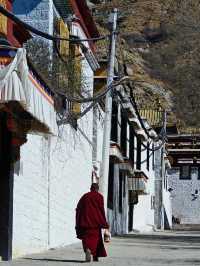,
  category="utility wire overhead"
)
[0,4,119,106]
[141,138,166,152]
[57,78,130,122]
[0,5,130,121]
[116,90,157,140]
[130,93,166,141]
[119,97,166,151]
[64,76,130,103]
[0,5,109,42]
[116,89,167,150]
[0,4,167,139]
